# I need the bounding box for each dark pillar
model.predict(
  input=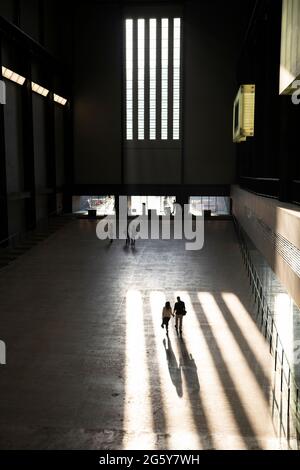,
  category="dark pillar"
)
[22,63,36,230]
[63,99,73,213]
[0,39,8,243]
[45,91,57,215]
